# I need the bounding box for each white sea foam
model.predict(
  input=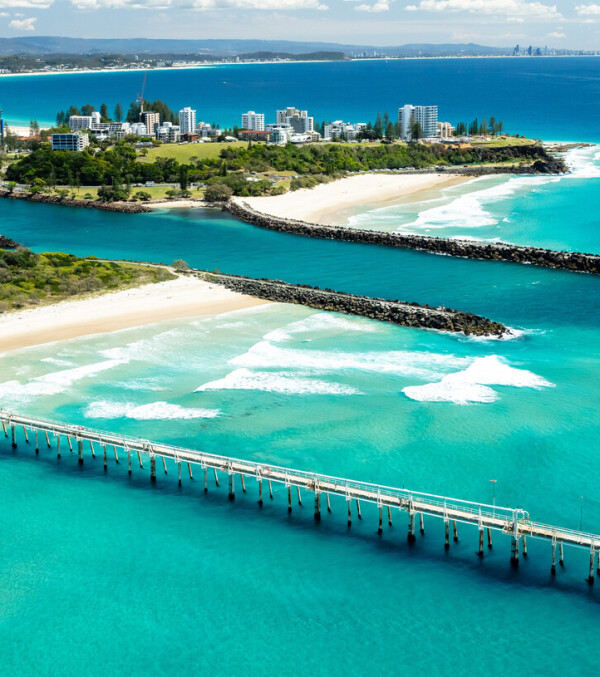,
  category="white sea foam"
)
[564,145,600,179]
[85,400,220,420]
[0,359,124,400]
[40,357,74,367]
[230,341,467,378]
[195,368,360,395]
[402,355,553,404]
[397,175,557,235]
[263,312,379,343]
[99,329,186,363]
